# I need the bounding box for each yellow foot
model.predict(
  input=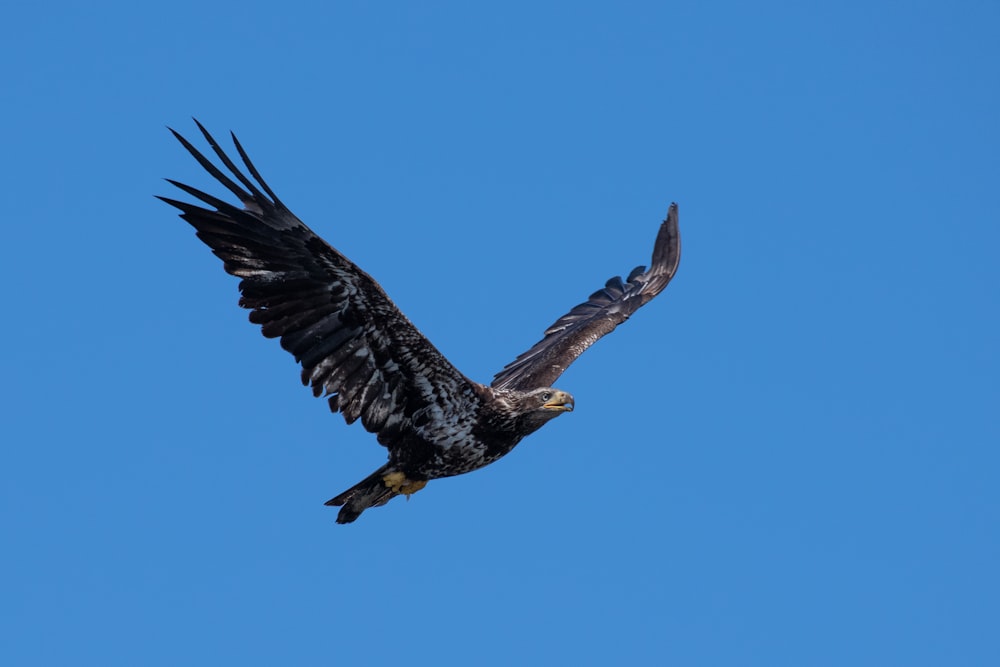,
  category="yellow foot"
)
[382,471,428,499]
